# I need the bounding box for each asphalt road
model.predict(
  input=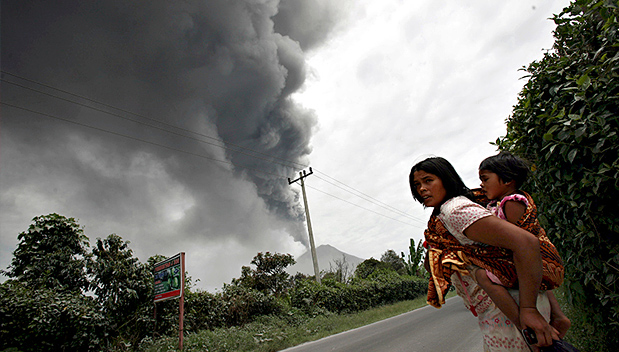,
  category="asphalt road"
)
[280,296,484,352]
